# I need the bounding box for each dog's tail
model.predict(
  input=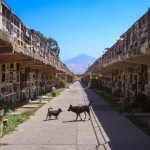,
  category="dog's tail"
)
[48,108,52,111]
[88,101,93,107]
